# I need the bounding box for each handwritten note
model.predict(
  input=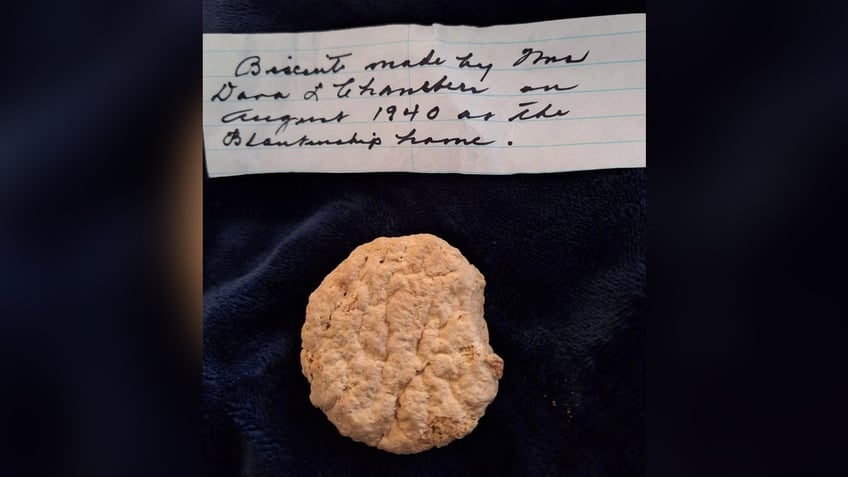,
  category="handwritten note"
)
[203,14,645,176]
